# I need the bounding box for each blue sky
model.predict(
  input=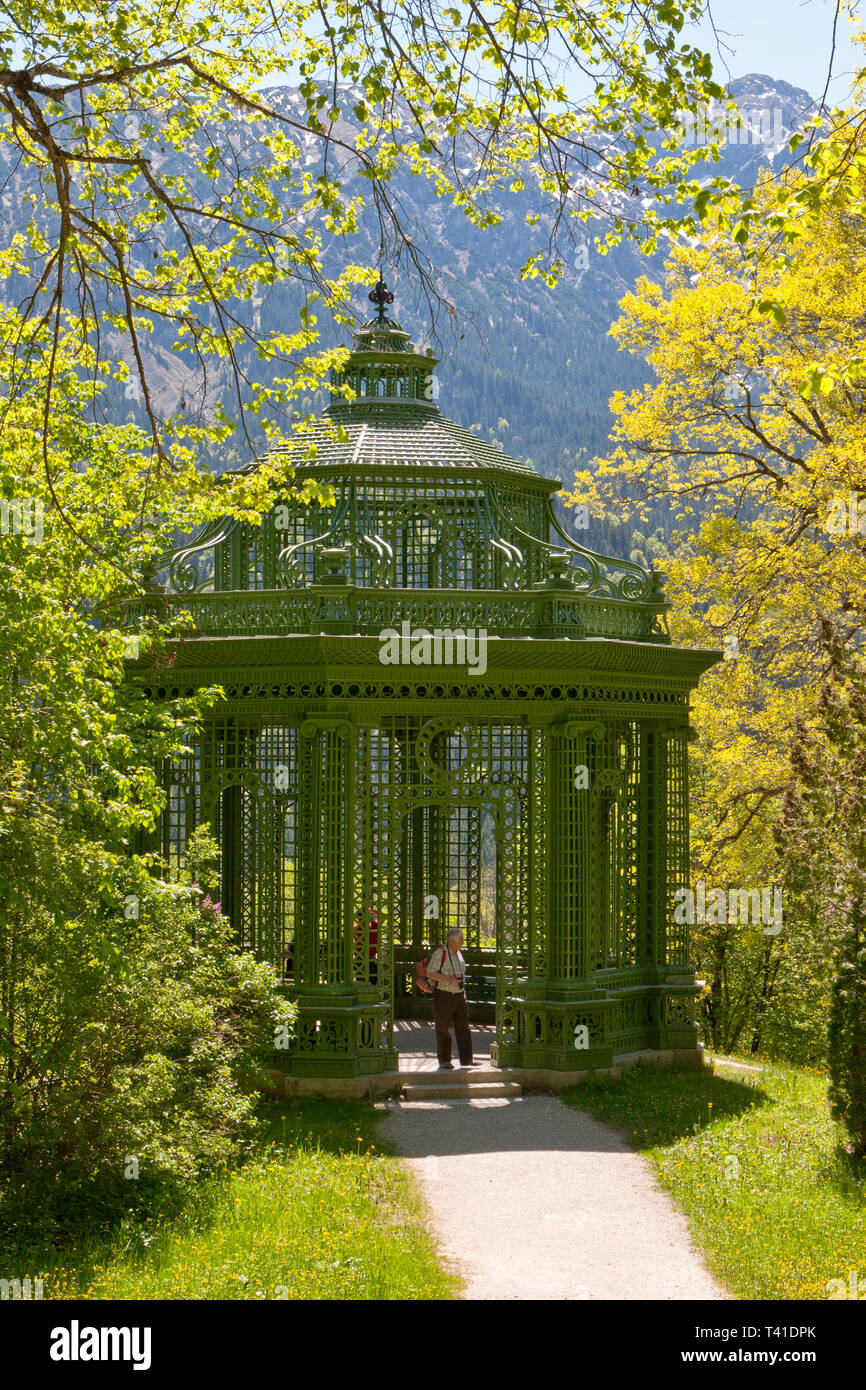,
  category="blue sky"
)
[699,0,862,102]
